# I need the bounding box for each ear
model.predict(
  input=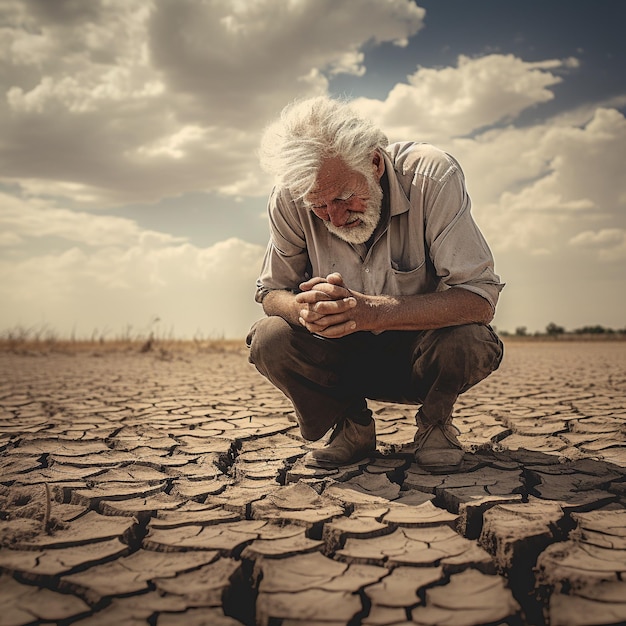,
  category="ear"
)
[372,150,385,181]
